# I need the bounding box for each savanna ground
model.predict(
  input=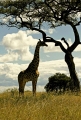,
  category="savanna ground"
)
[0,89,81,120]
